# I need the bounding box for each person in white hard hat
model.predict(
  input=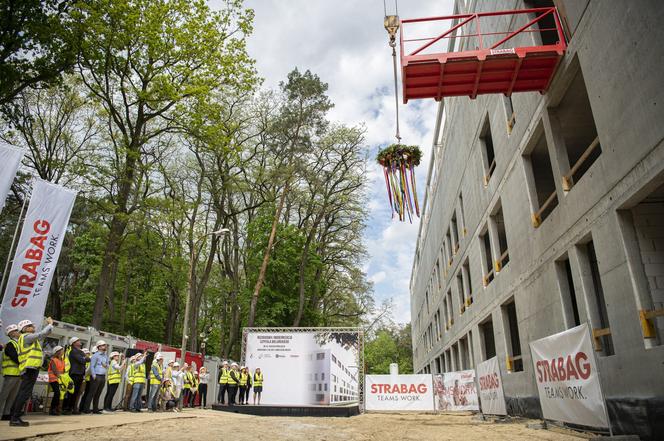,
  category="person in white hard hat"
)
[123,354,138,411]
[217,360,230,405]
[9,317,53,427]
[147,353,164,412]
[81,340,109,414]
[129,351,147,412]
[198,367,210,408]
[103,351,126,412]
[63,336,89,415]
[170,361,184,411]
[227,362,240,405]
[0,324,21,421]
